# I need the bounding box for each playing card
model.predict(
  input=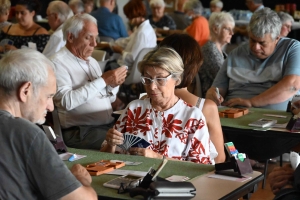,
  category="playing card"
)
[131,138,151,148]
[117,133,150,152]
